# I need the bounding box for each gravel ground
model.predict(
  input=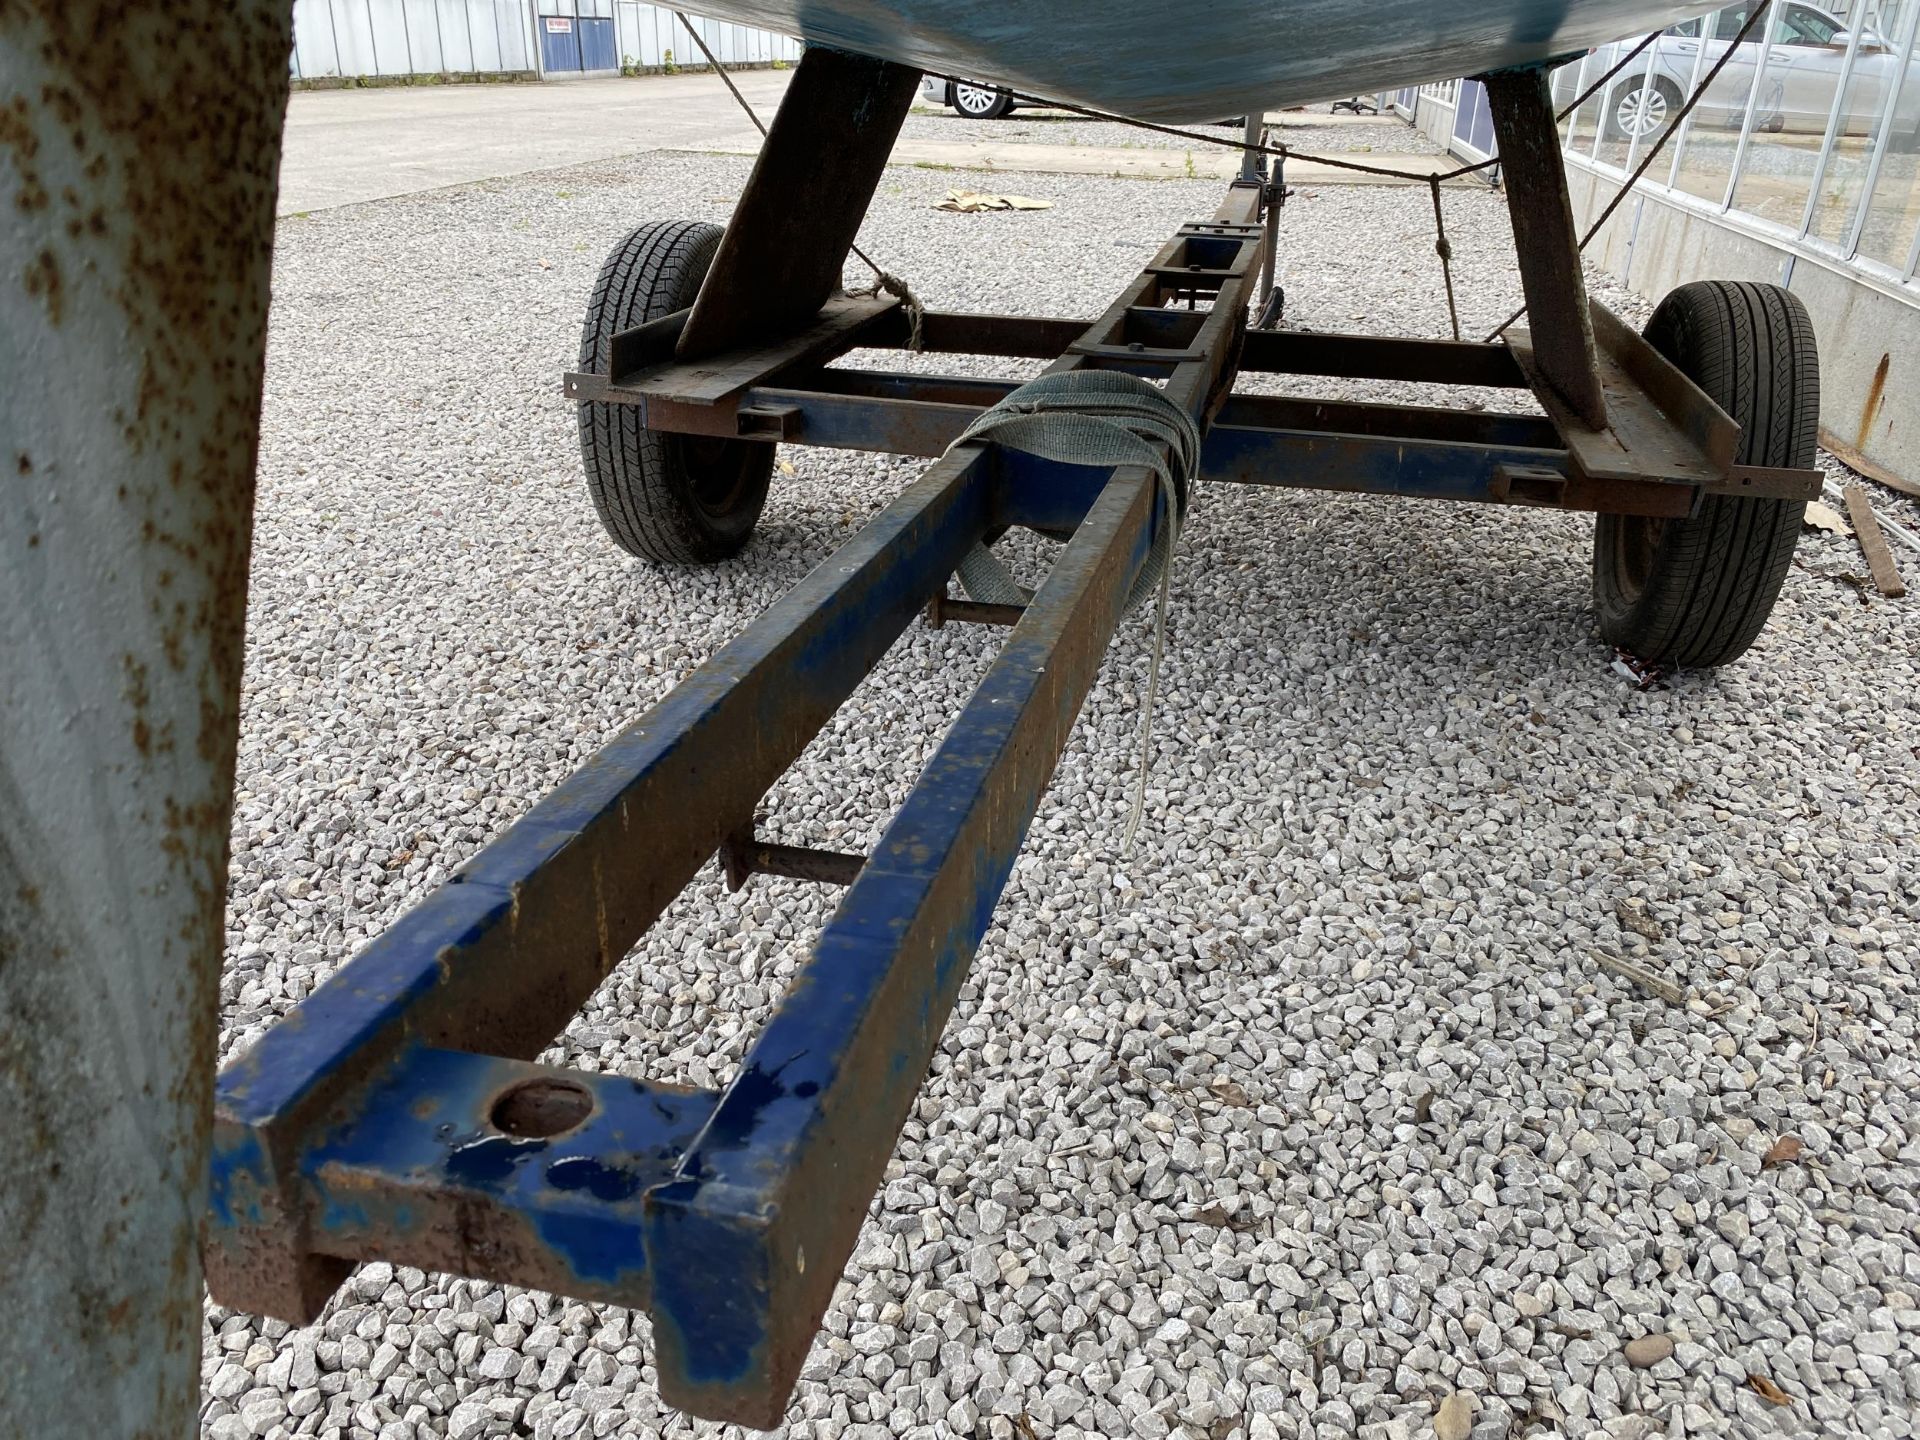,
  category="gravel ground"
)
[205,135,1919,1440]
